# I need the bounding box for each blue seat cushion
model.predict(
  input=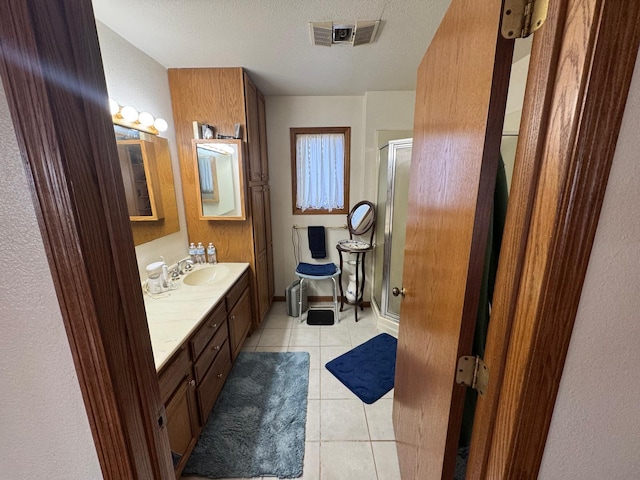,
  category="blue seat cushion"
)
[296,262,337,276]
